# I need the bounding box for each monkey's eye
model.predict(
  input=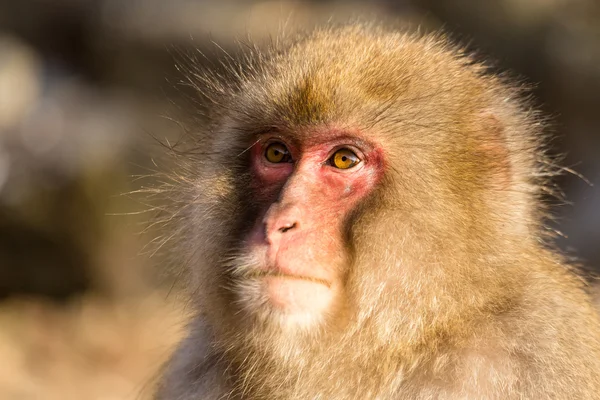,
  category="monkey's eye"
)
[329,148,360,169]
[265,142,292,163]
